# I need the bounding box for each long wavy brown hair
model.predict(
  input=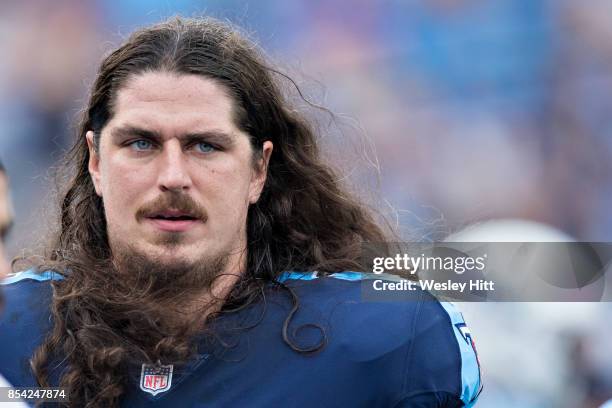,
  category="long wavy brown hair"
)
[26,16,391,407]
